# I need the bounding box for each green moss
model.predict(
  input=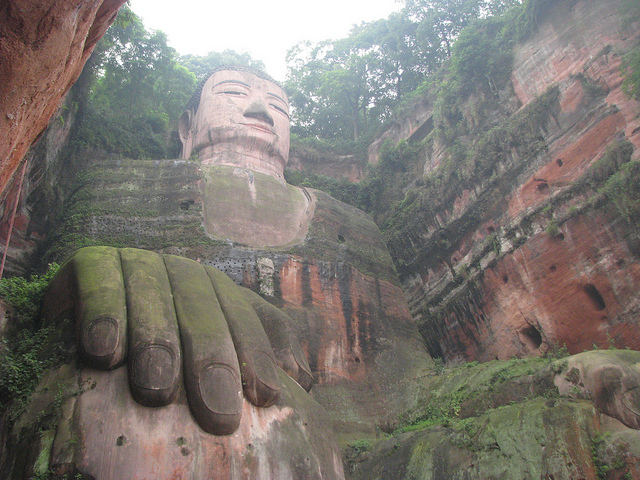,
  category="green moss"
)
[394,357,555,436]
[601,160,640,227]
[350,394,601,480]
